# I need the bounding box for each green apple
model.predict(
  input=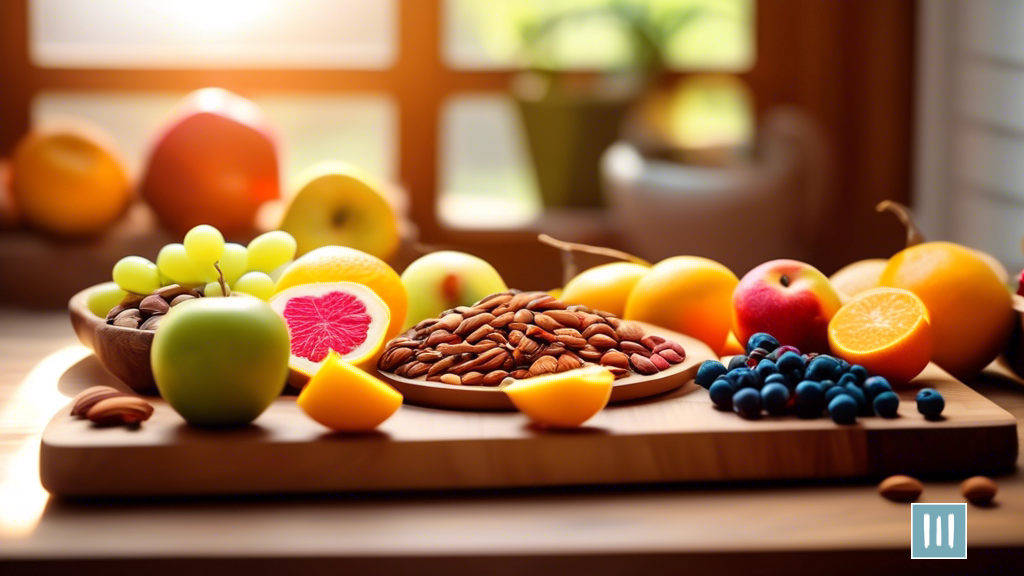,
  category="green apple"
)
[400,251,508,329]
[151,296,290,426]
